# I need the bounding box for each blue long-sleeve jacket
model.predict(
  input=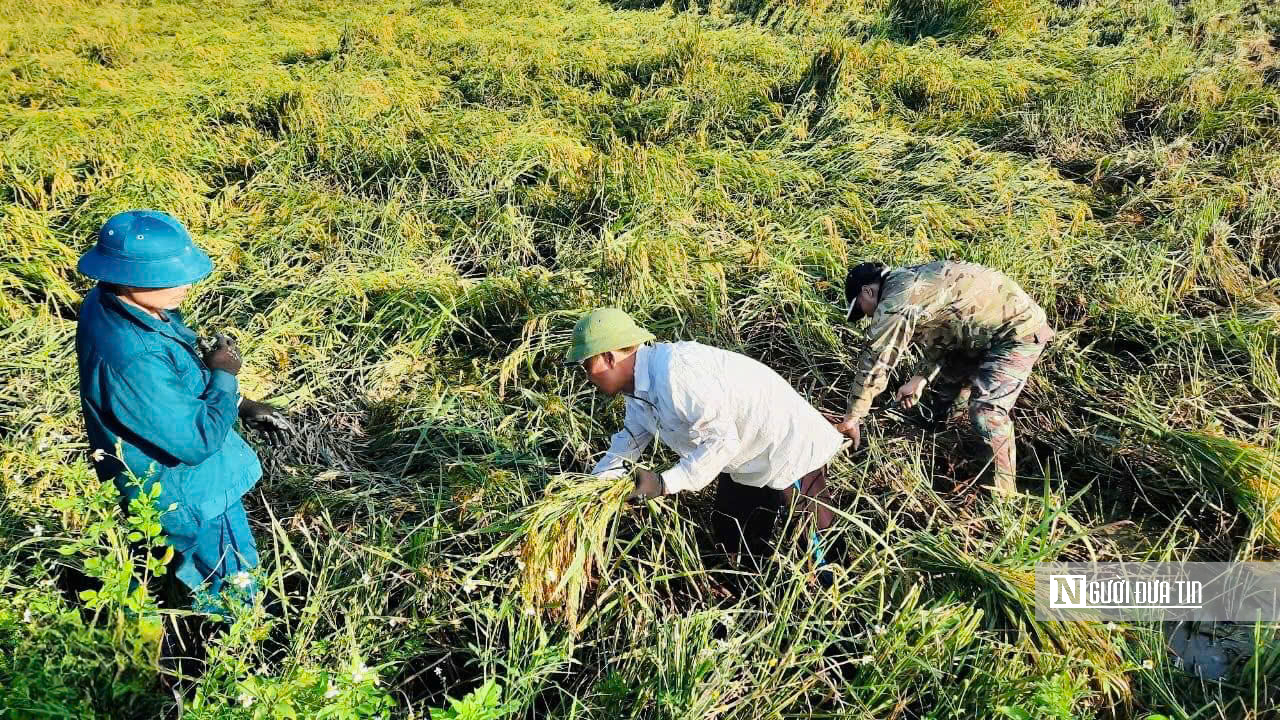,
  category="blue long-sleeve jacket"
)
[76,286,261,534]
